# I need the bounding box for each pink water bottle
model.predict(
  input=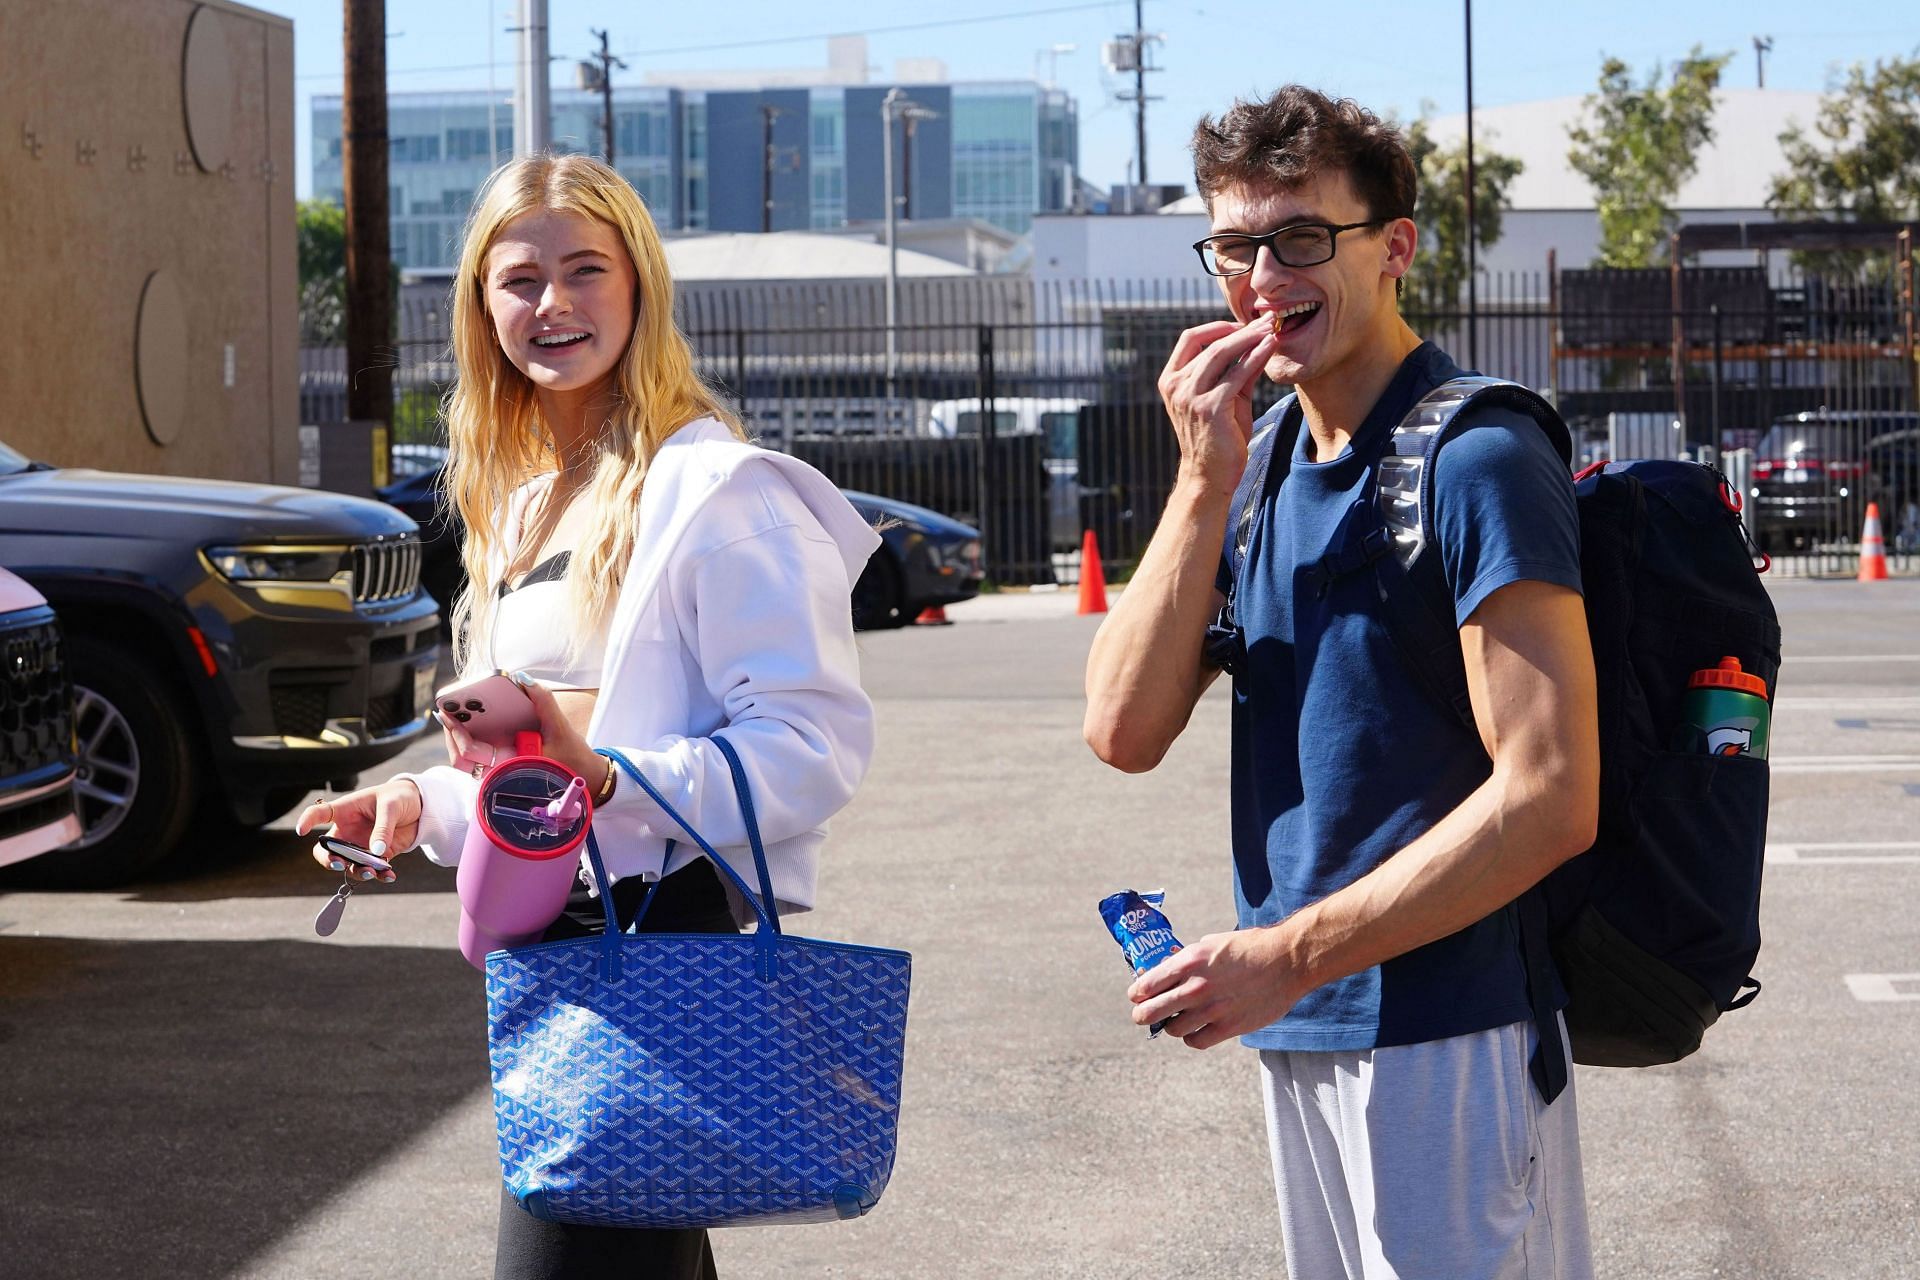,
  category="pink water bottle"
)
[455,731,595,969]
